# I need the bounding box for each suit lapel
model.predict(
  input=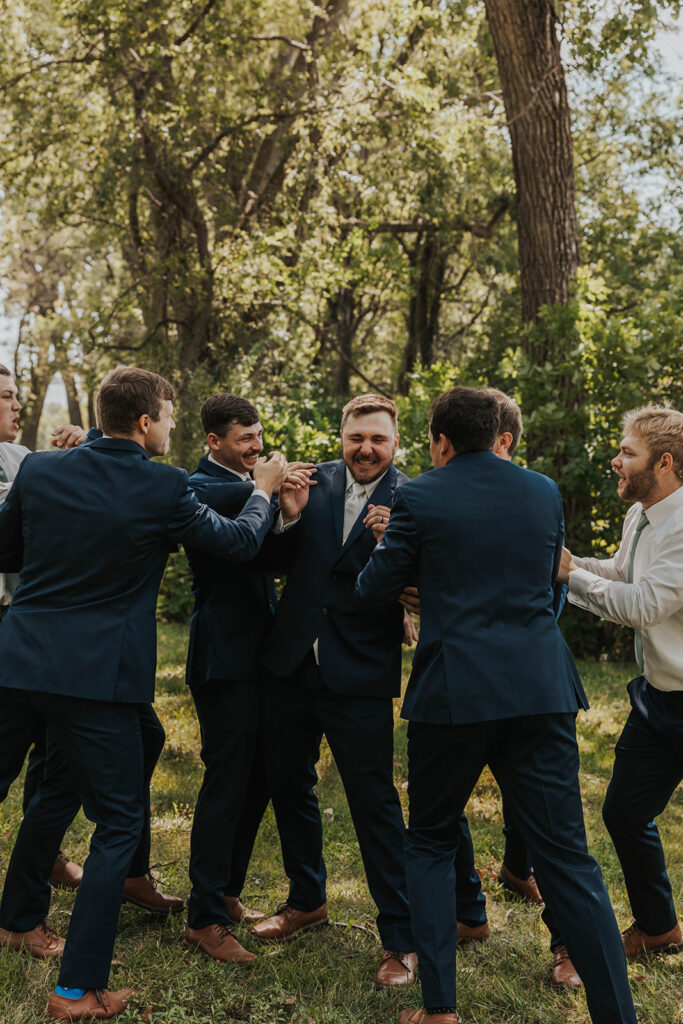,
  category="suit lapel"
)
[329,461,347,552]
[338,465,397,556]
